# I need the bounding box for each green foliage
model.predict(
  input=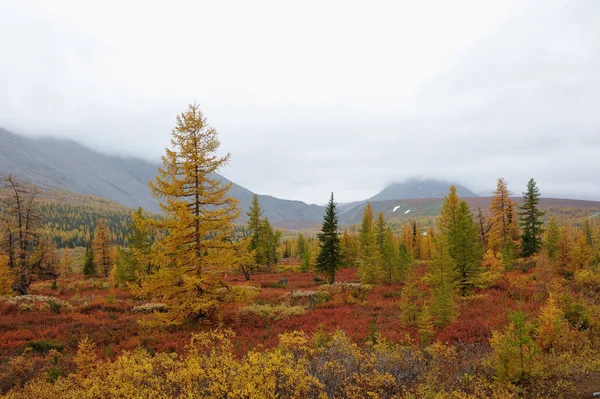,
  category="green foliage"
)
[399,267,422,326]
[427,234,456,326]
[25,340,64,354]
[438,186,481,294]
[315,193,341,284]
[358,203,382,284]
[82,242,96,277]
[257,218,280,271]
[491,310,539,383]
[518,178,546,257]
